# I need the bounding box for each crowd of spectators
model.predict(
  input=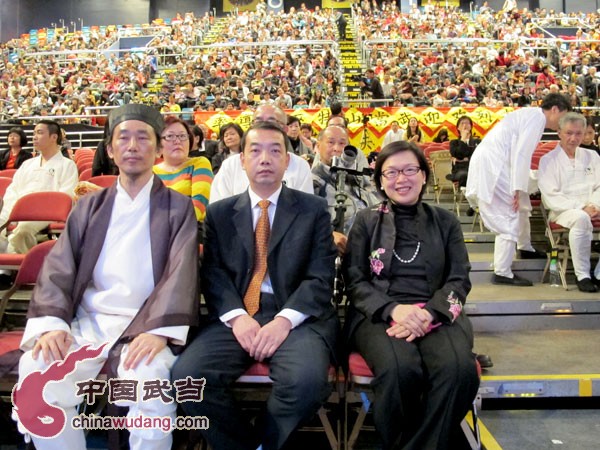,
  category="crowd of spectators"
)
[149,3,345,115]
[353,1,600,109]
[0,3,346,121]
[0,11,214,122]
[0,1,599,123]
